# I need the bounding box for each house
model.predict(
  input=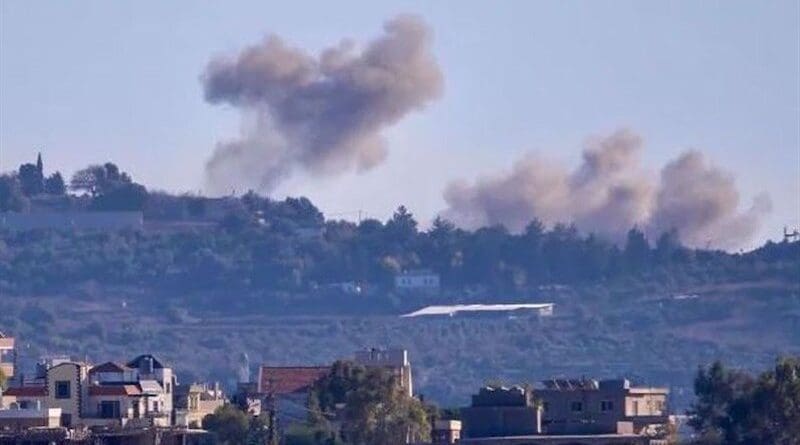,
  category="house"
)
[258,366,330,428]
[354,348,414,397]
[0,333,14,386]
[536,379,669,436]
[395,269,441,294]
[174,382,225,428]
[84,355,176,427]
[0,354,177,430]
